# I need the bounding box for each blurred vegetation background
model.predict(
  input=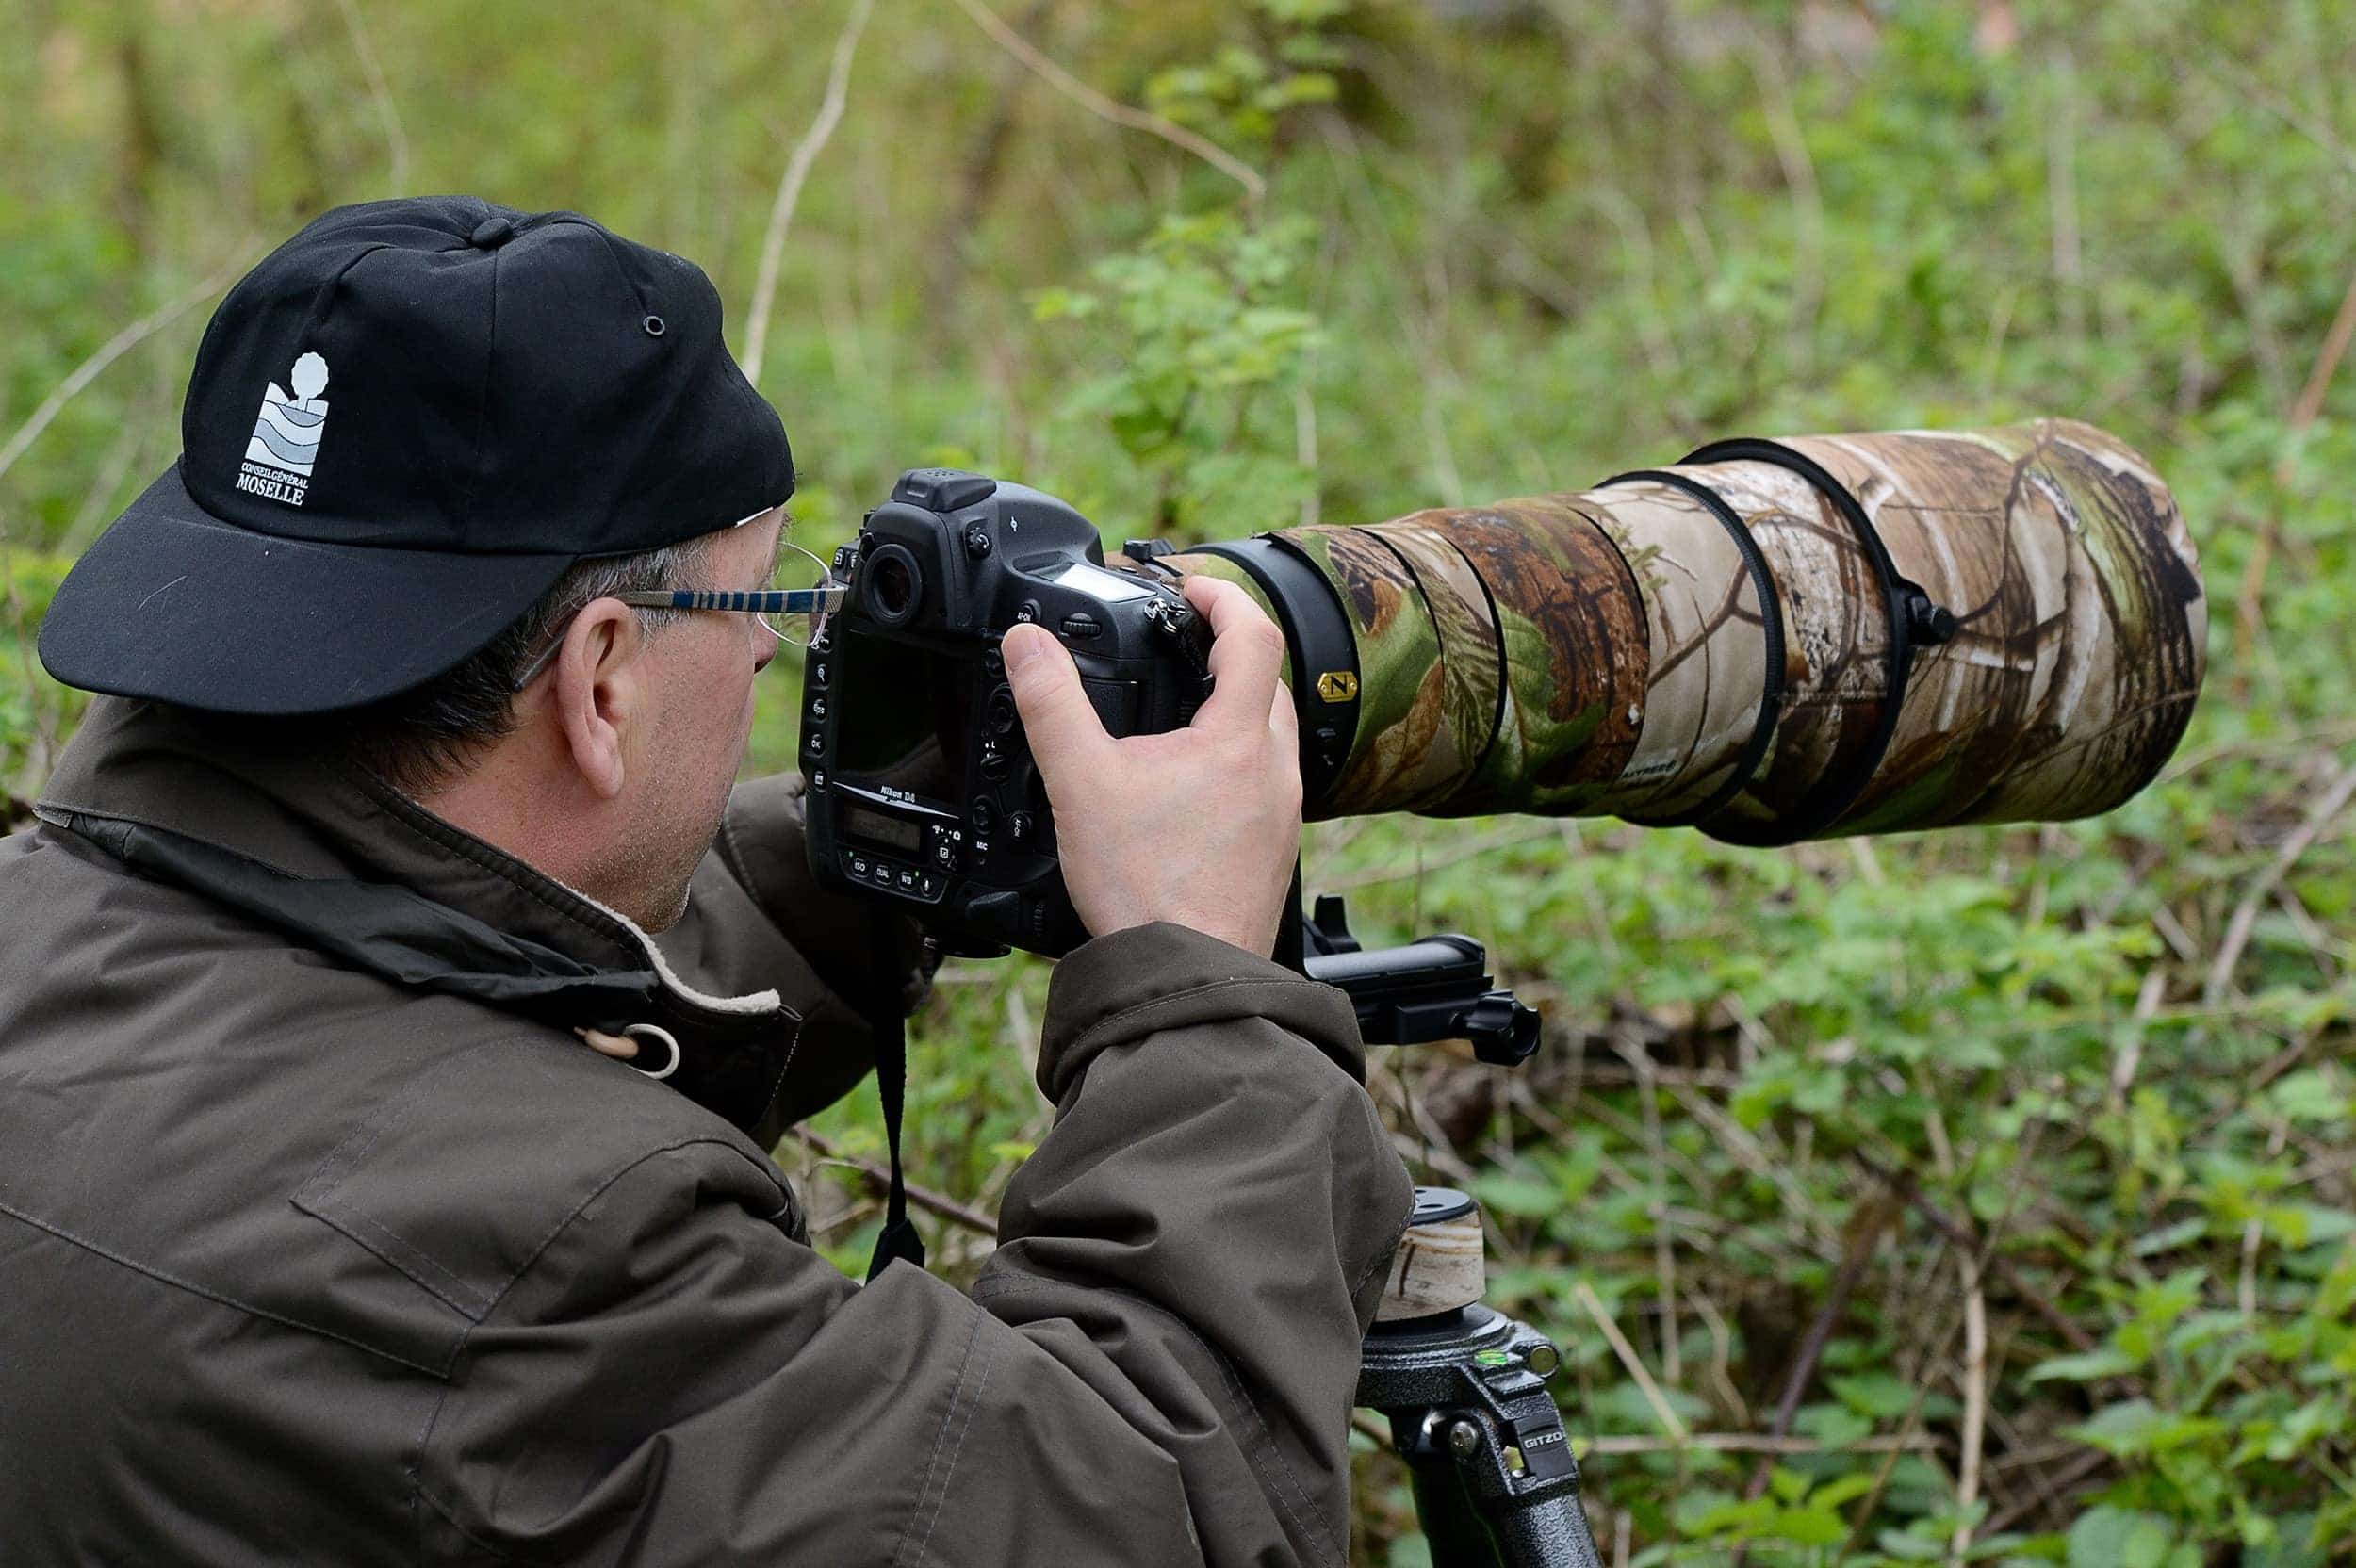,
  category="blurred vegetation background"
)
[7,0,2354,1562]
